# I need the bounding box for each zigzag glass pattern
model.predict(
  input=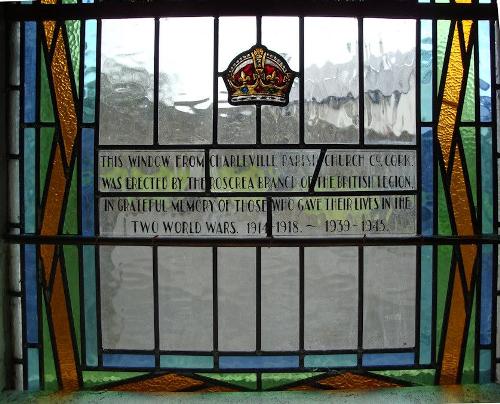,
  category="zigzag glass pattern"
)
[2,0,499,392]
